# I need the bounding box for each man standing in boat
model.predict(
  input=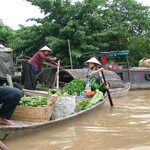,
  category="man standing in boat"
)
[24,45,58,90]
